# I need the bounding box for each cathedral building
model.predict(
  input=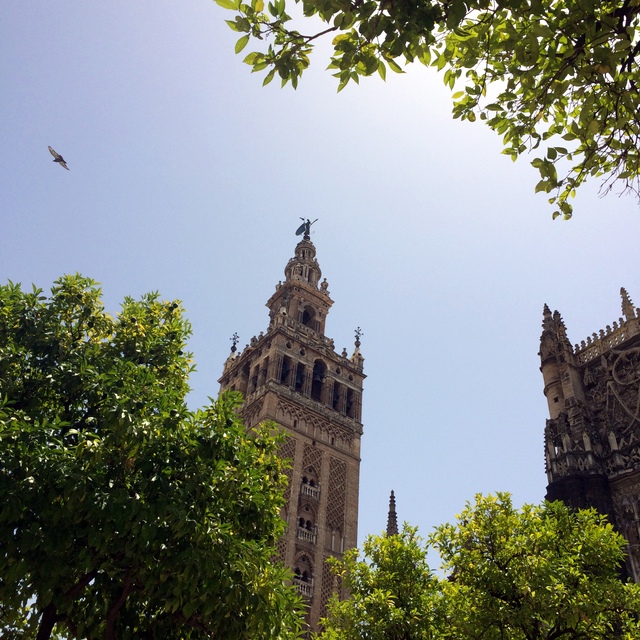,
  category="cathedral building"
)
[218,224,365,630]
[540,288,640,580]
